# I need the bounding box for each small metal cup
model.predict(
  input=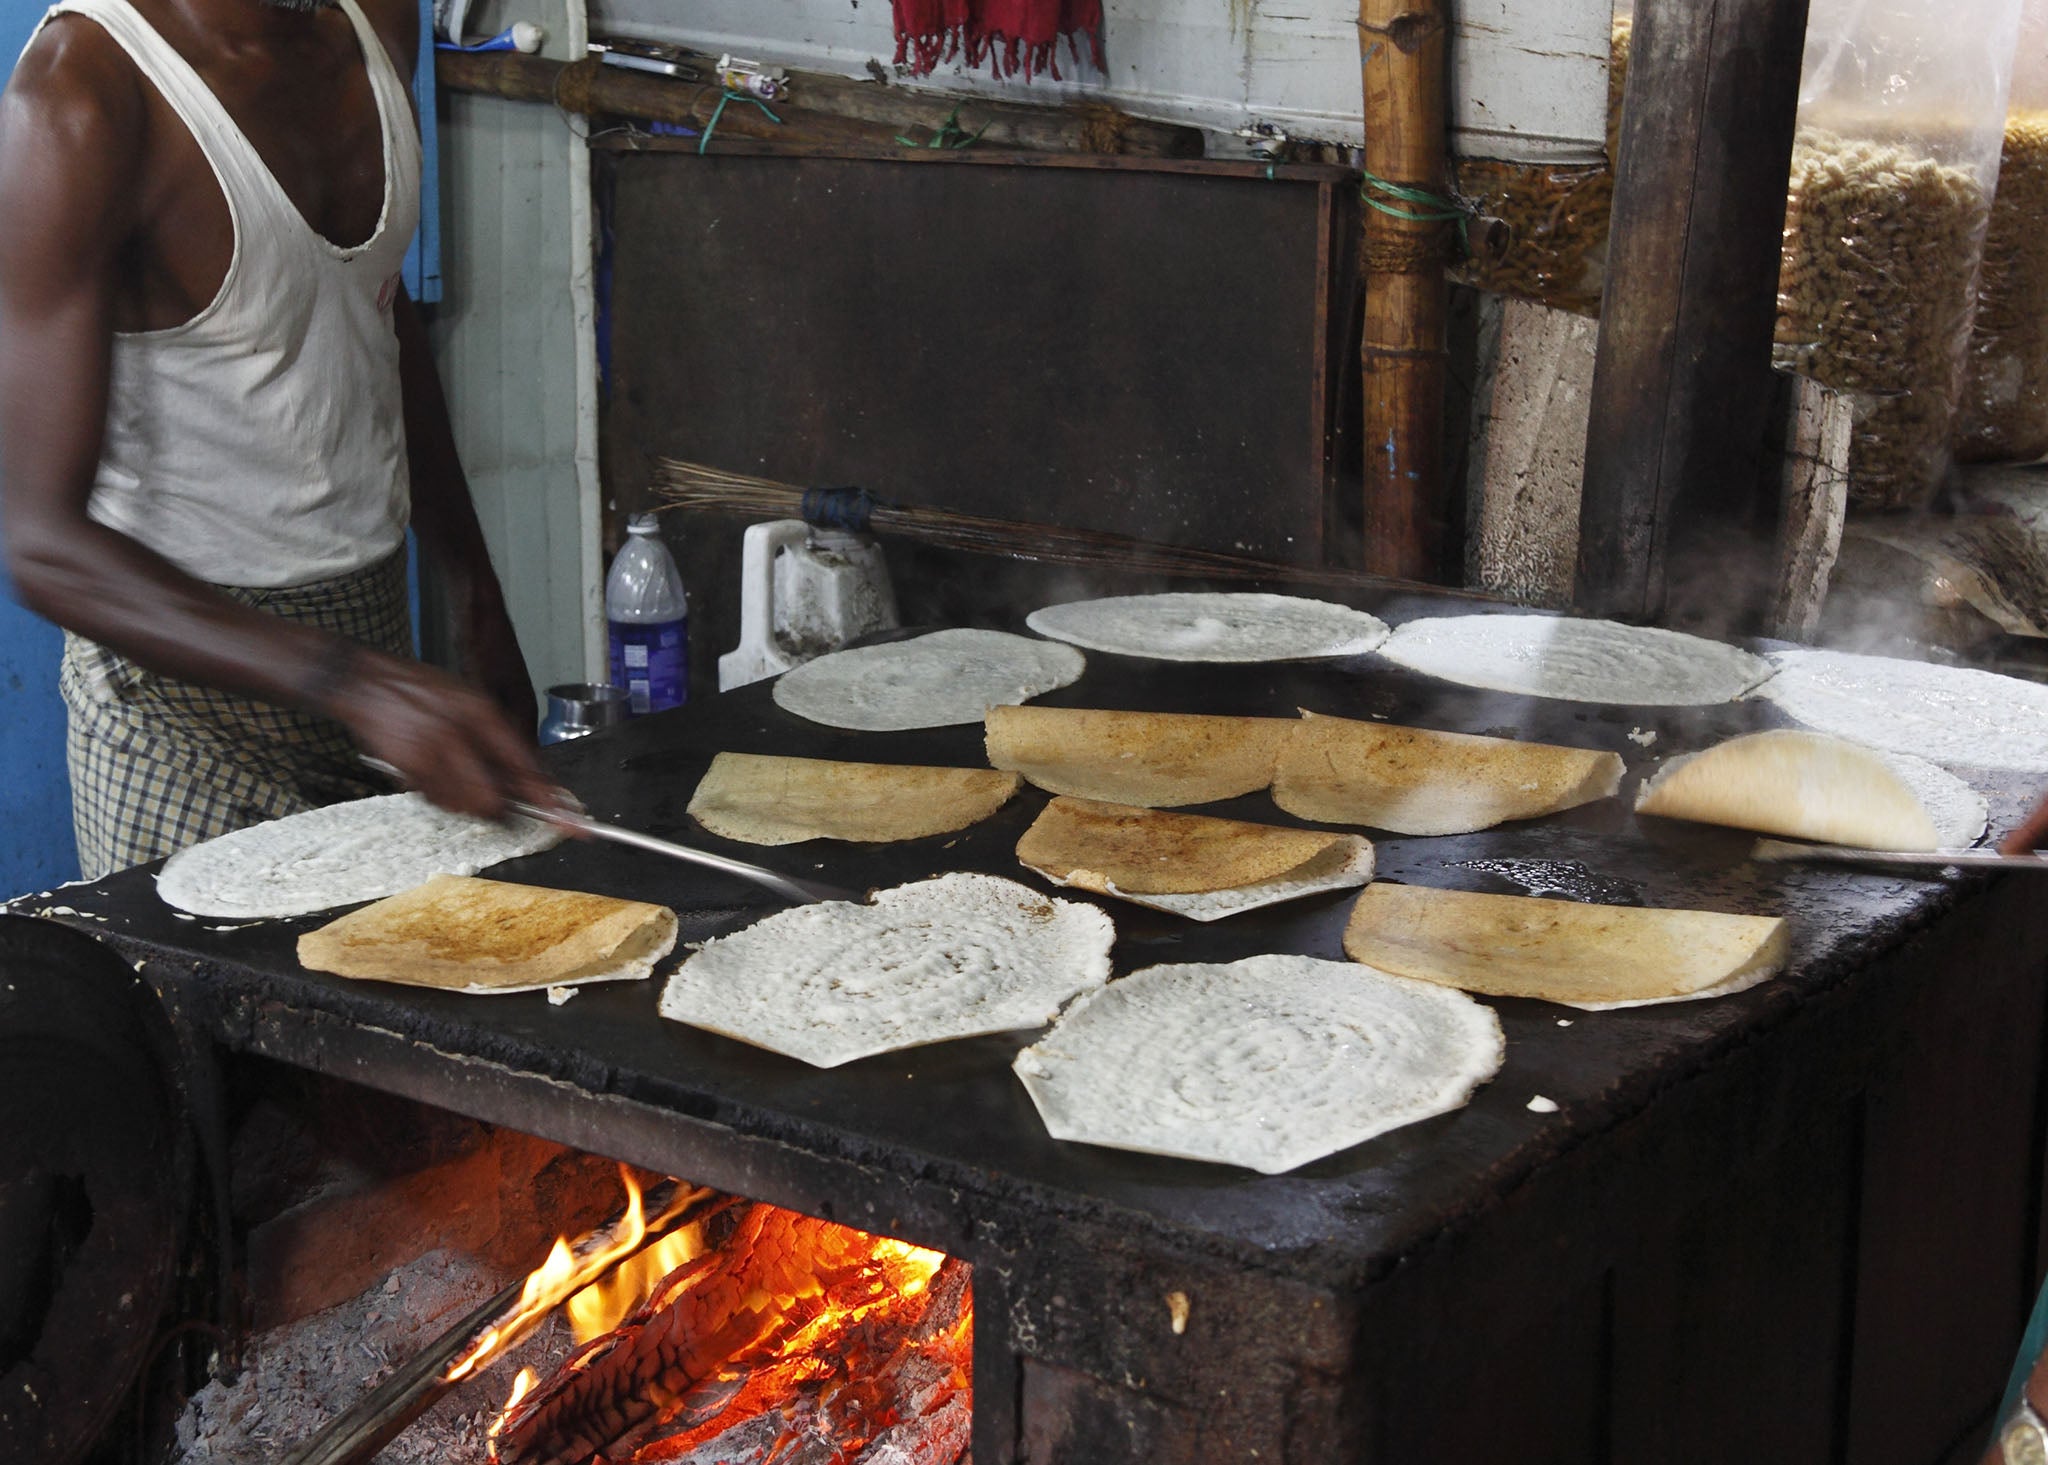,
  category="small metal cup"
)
[539,683,631,745]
